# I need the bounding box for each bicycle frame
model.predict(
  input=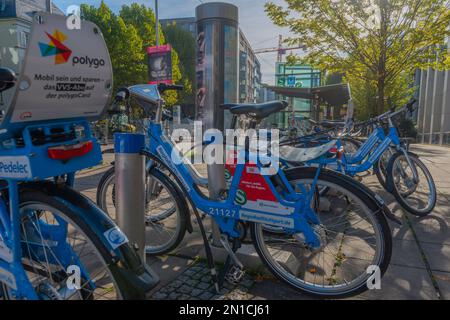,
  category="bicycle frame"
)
[147,122,324,248]
[308,120,418,181]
